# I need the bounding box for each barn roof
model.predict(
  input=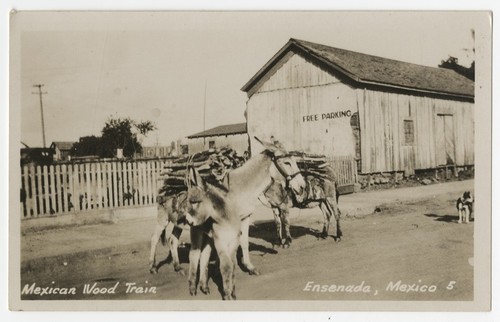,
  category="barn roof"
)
[51,141,75,151]
[187,123,247,138]
[241,38,474,100]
